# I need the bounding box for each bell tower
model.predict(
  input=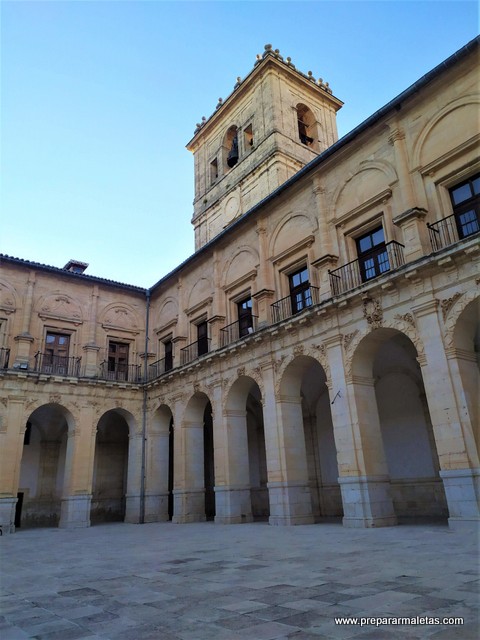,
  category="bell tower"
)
[187,45,343,250]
